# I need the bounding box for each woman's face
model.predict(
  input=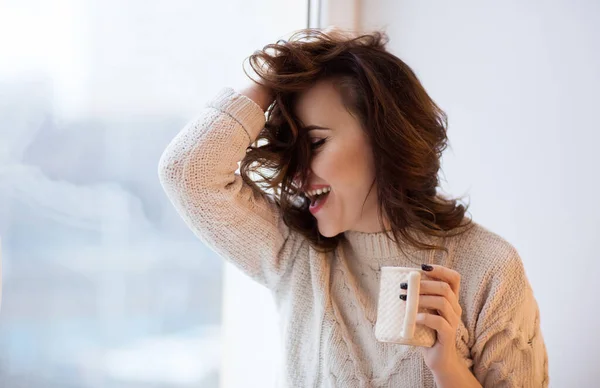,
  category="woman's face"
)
[294,79,390,236]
